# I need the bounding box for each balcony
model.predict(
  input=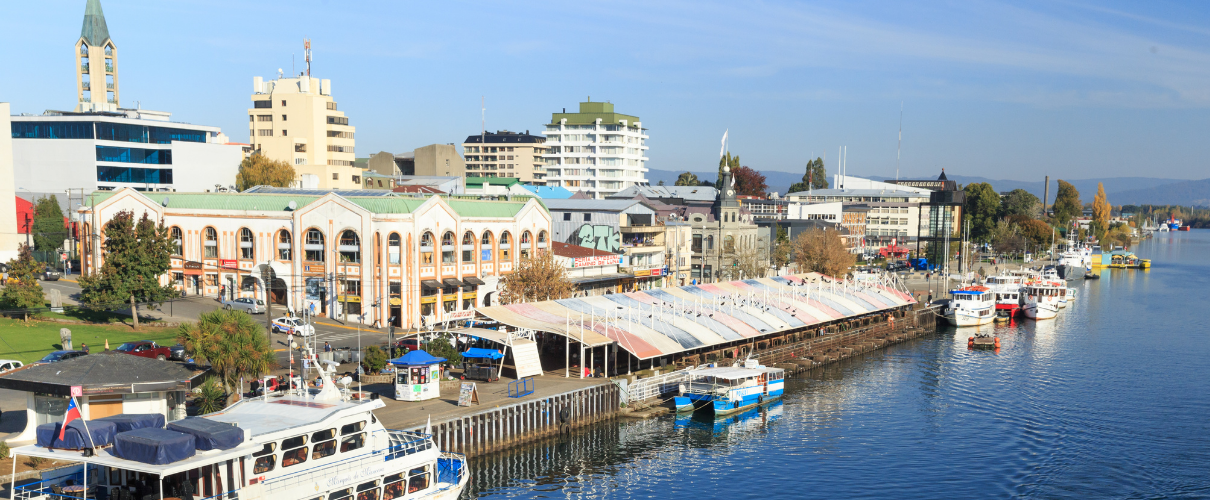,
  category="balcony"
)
[621,225,663,234]
[105,64,114,73]
[81,82,90,90]
[106,83,115,90]
[80,64,89,72]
